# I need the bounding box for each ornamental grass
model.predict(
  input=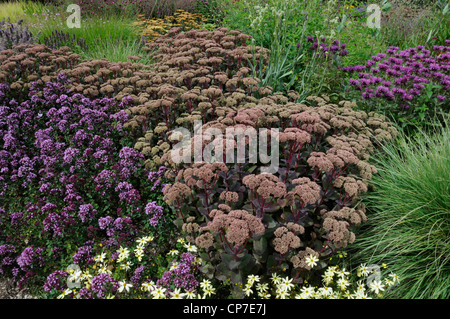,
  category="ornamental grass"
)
[349,119,450,299]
